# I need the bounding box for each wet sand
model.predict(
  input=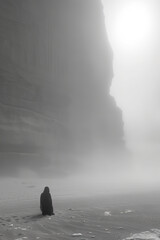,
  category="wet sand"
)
[1,192,160,240]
